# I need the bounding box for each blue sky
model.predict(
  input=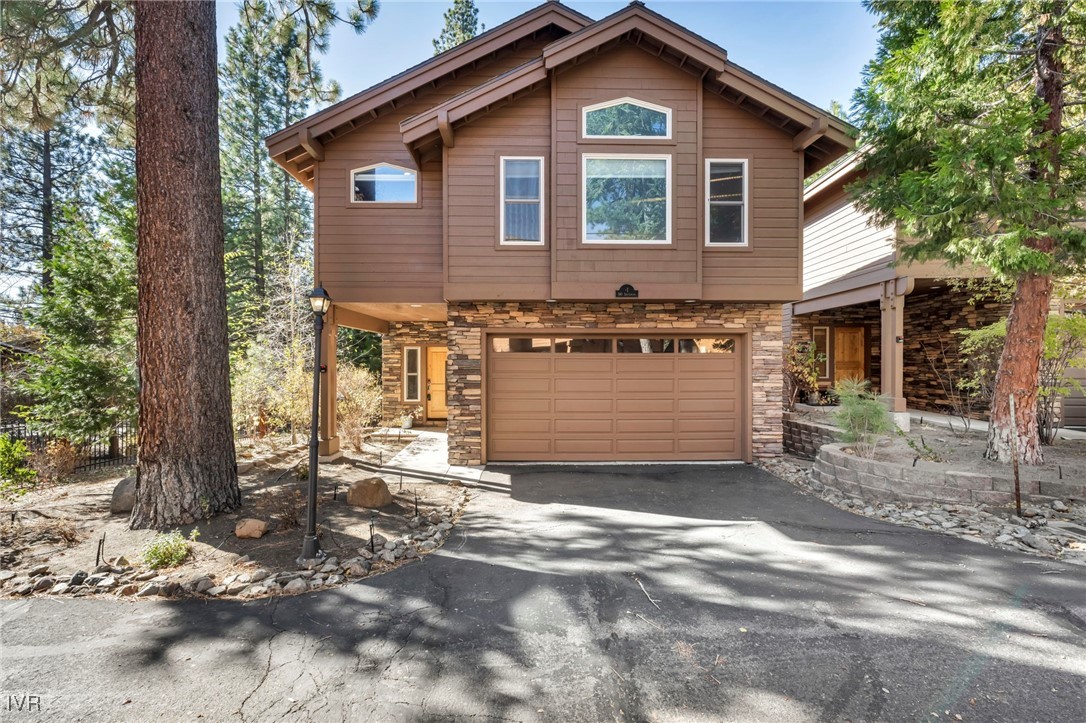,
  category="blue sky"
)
[215,1,880,118]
